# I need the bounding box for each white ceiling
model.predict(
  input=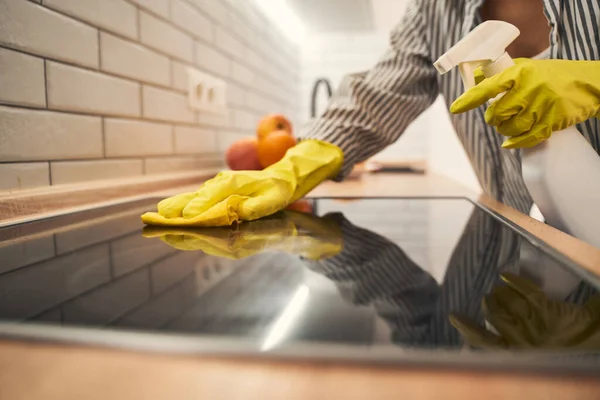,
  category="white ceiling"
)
[287,0,375,33]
